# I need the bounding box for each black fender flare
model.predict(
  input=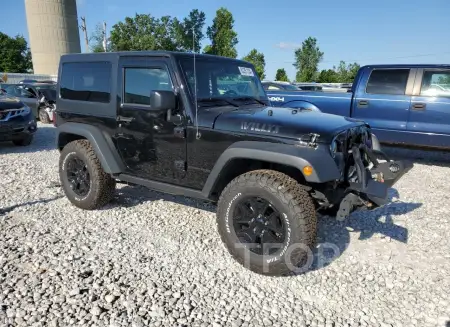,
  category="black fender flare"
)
[57,122,125,174]
[201,141,341,198]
